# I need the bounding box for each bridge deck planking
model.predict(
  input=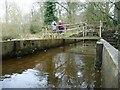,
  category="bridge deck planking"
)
[63,37,101,40]
[1,37,100,42]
